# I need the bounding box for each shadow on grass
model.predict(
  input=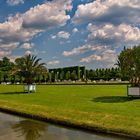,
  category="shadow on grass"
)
[0,91,26,95]
[92,96,140,103]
